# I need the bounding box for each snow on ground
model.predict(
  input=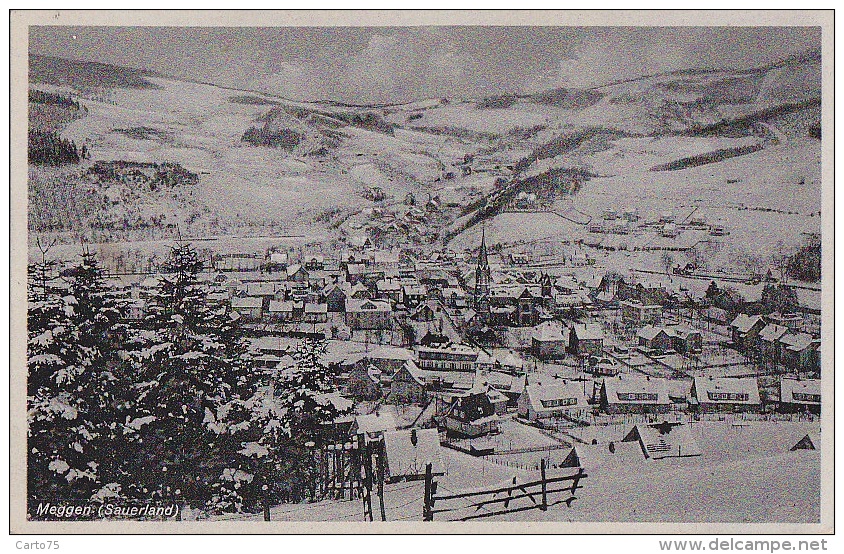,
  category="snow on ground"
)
[407,102,551,135]
[450,134,820,288]
[449,417,562,454]
[584,136,764,176]
[27,233,327,265]
[43,70,822,280]
[221,448,529,522]
[450,212,588,252]
[506,449,820,524]
[211,420,819,523]
[476,419,821,523]
[53,75,471,238]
